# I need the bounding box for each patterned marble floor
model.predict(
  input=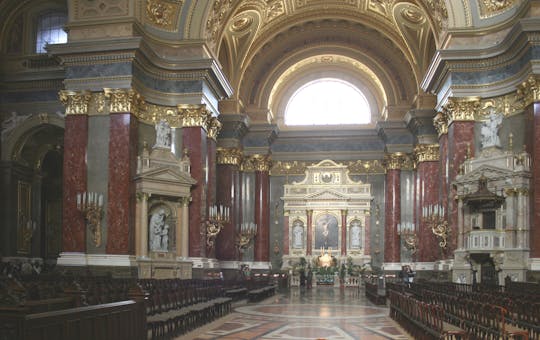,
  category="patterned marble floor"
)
[180,287,411,339]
